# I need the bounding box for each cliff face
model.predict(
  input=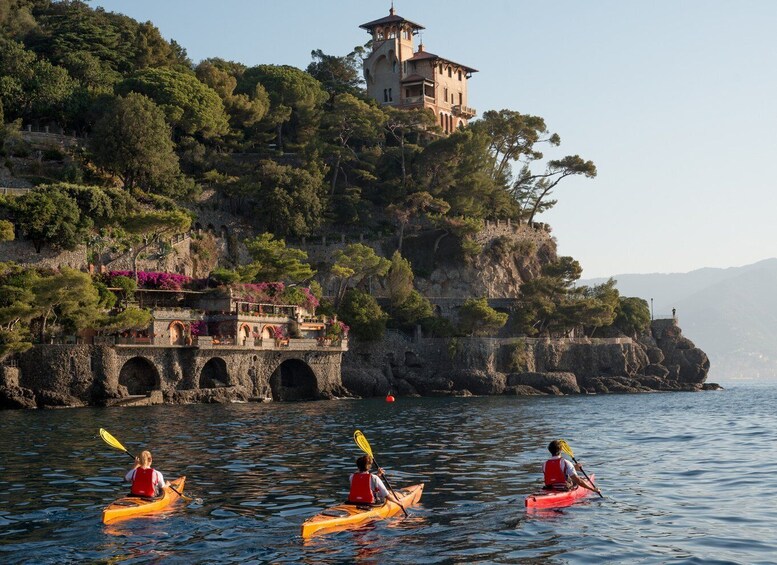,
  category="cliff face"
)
[341,319,717,397]
[404,222,556,298]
